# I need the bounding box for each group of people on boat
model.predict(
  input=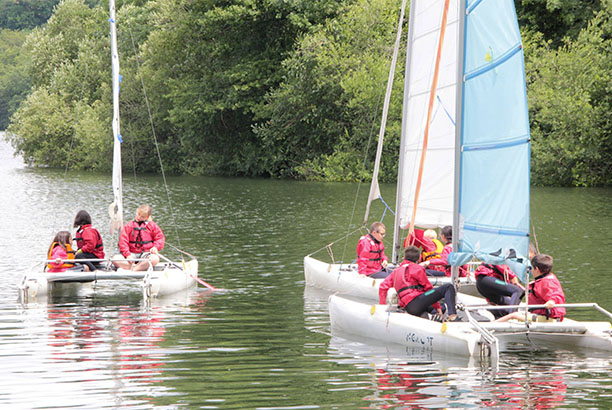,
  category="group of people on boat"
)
[356,222,566,323]
[46,204,166,273]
